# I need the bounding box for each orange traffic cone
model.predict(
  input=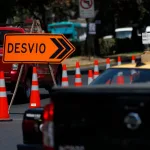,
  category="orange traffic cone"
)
[132,55,135,64]
[106,79,111,84]
[106,58,110,69]
[118,56,121,65]
[29,67,41,108]
[62,64,69,87]
[116,72,124,85]
[88,70,93,85]
[0,71,12,121]
[93,60,99,79]
[74,62,82,86]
